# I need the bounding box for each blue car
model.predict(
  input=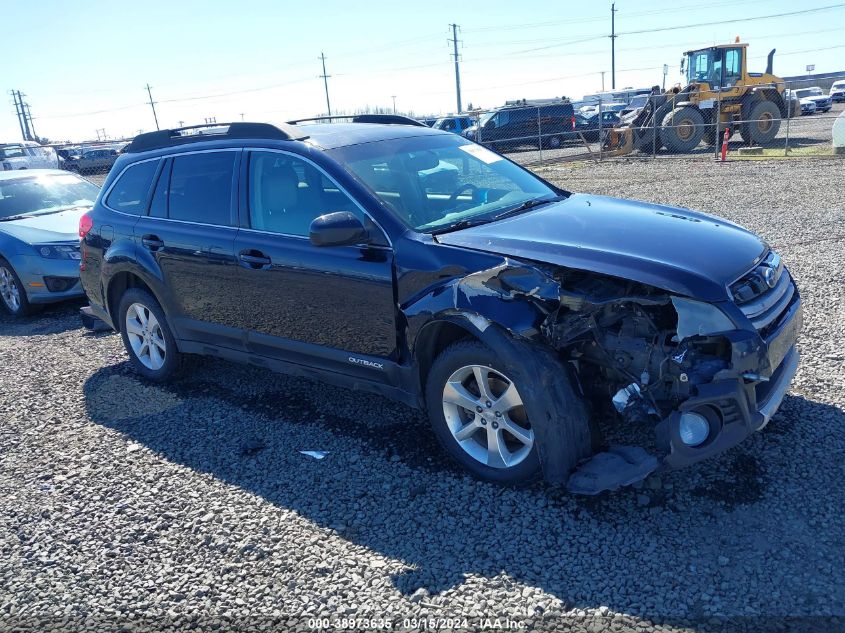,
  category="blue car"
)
[0,169,99,316]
